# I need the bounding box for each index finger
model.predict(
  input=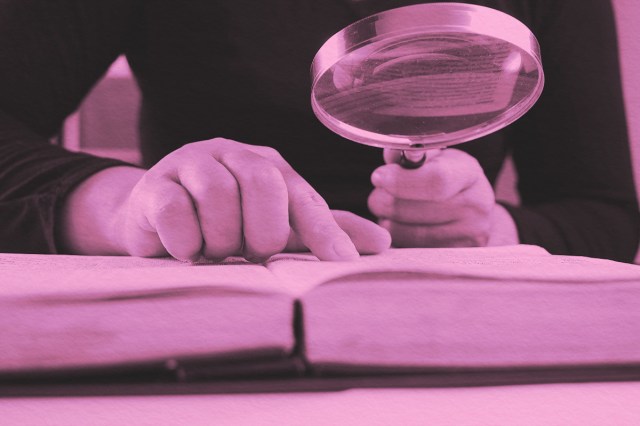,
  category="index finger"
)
[275,161,359,261]
[210,141,360,261]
